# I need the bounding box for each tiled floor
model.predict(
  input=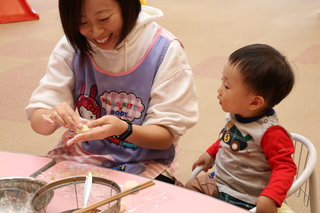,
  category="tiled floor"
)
[0,0,319,212]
